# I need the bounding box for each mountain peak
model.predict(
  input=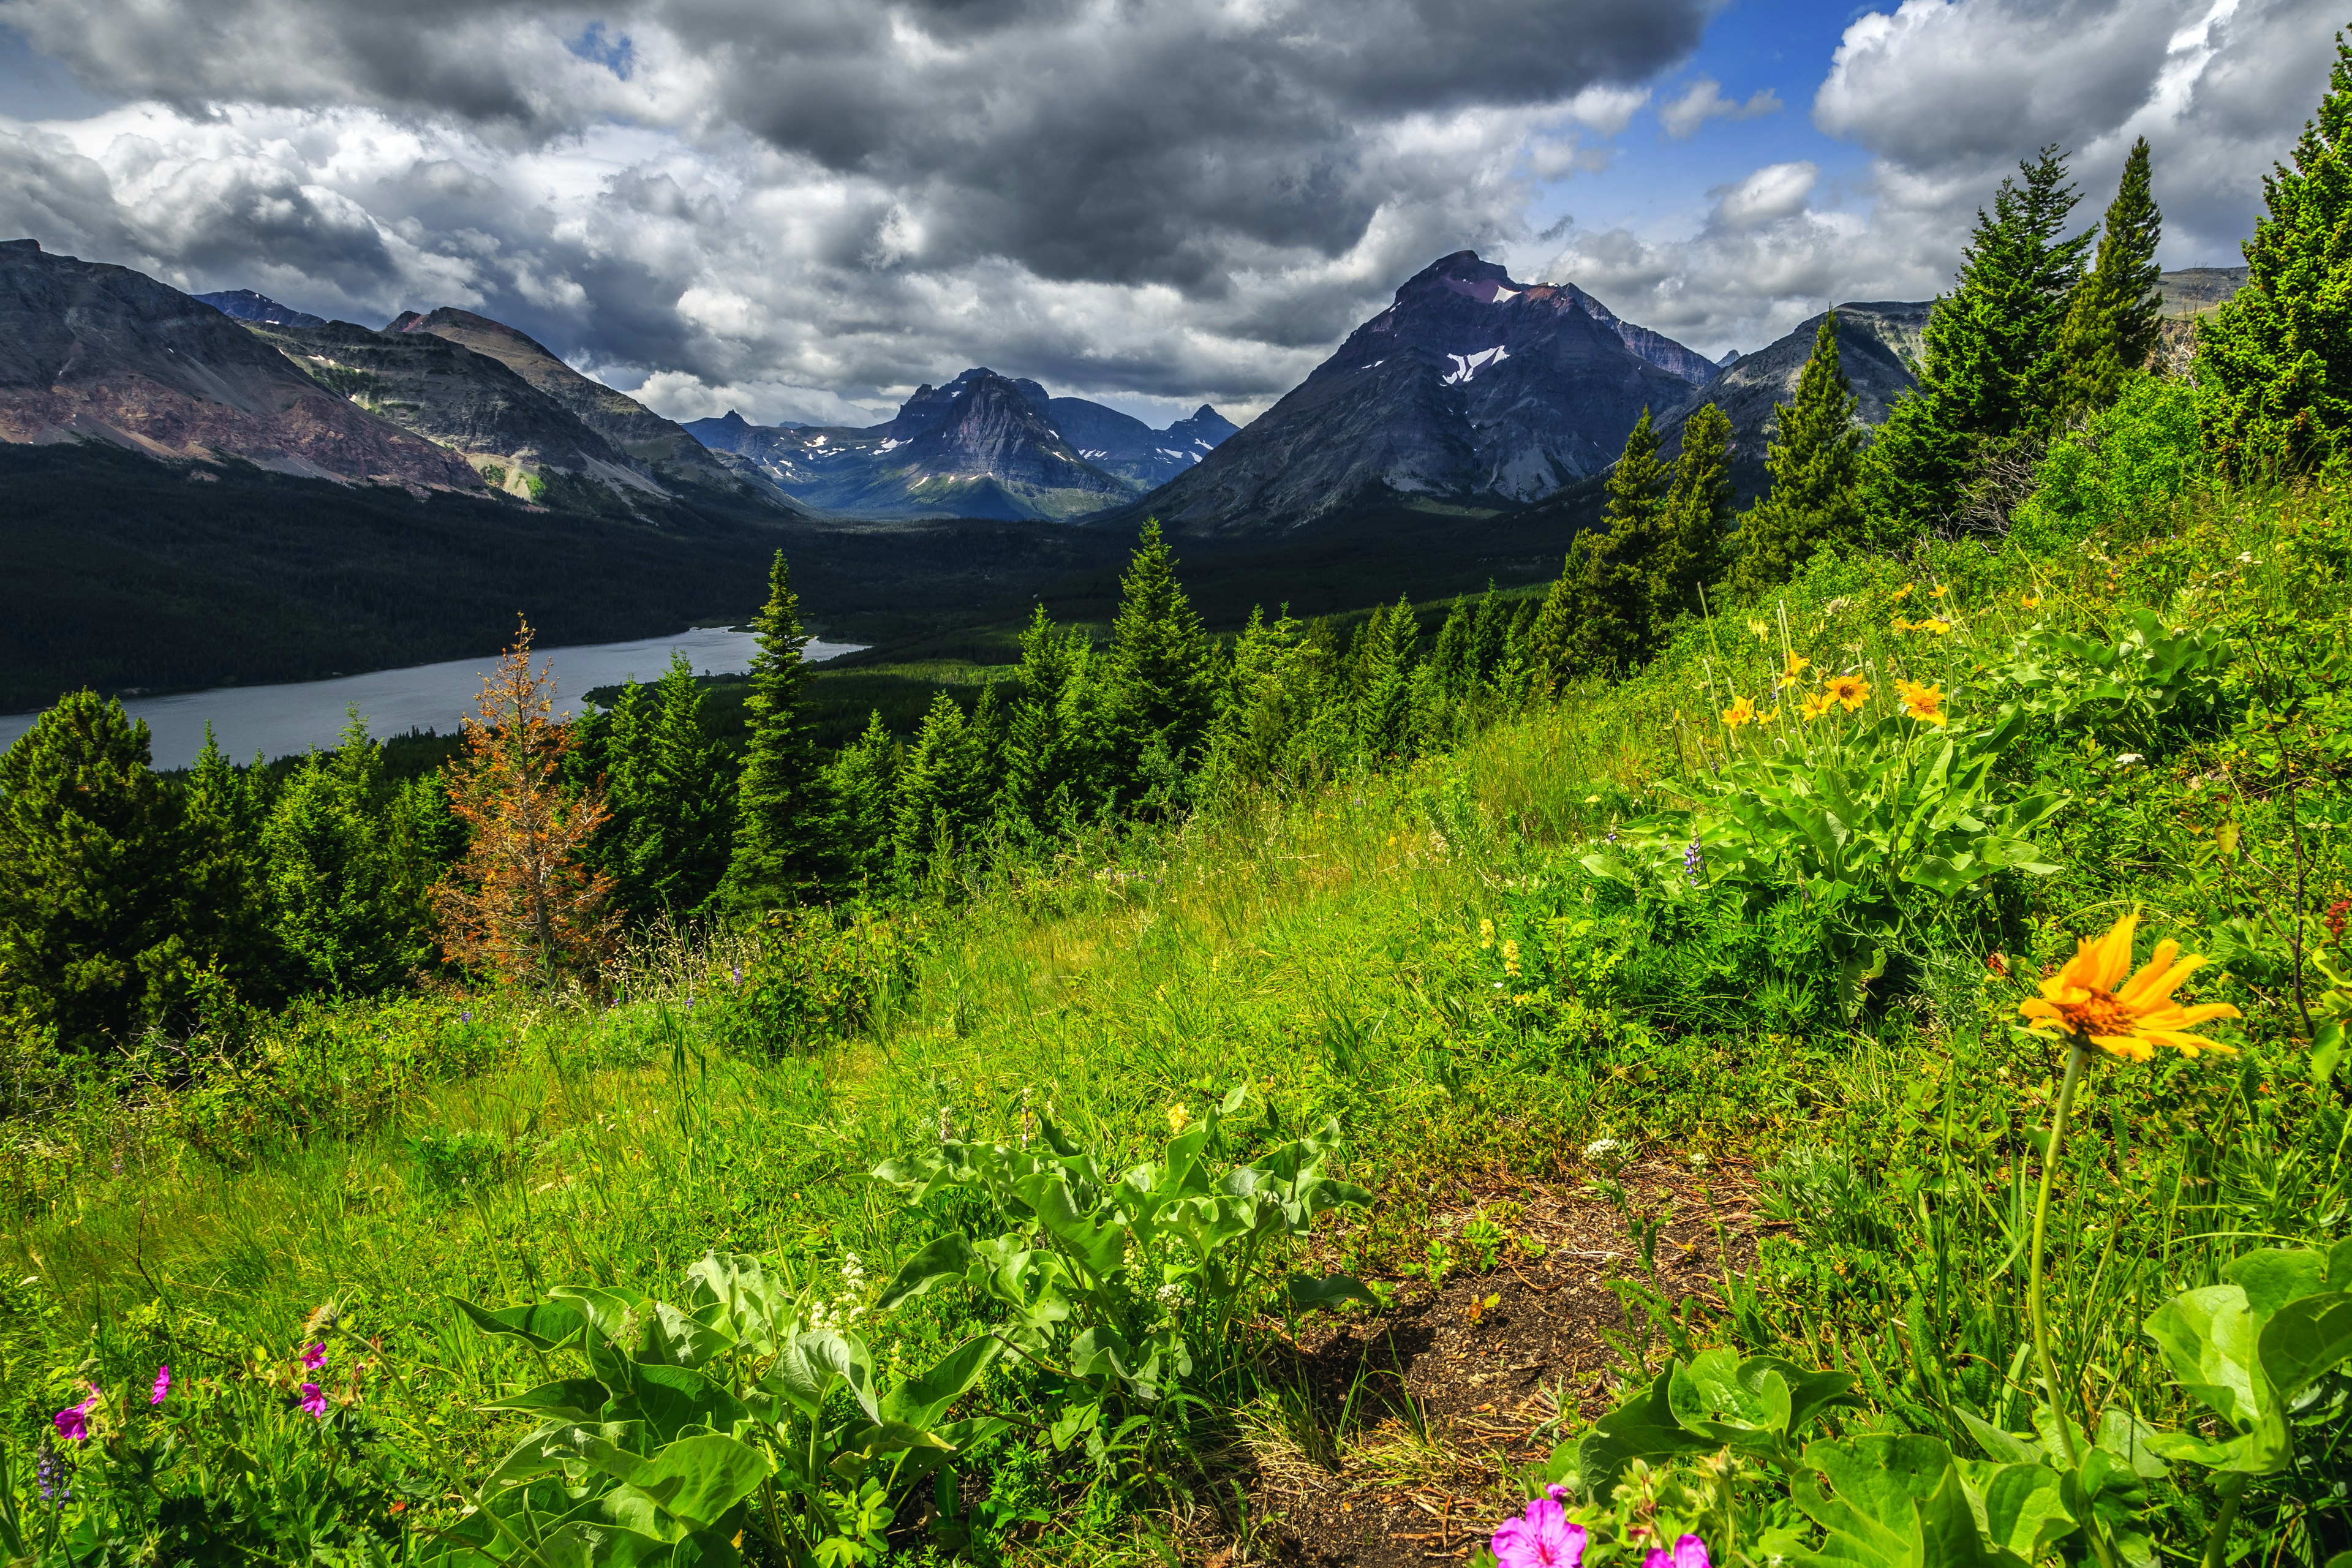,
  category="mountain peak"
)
[196,288,326,329]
